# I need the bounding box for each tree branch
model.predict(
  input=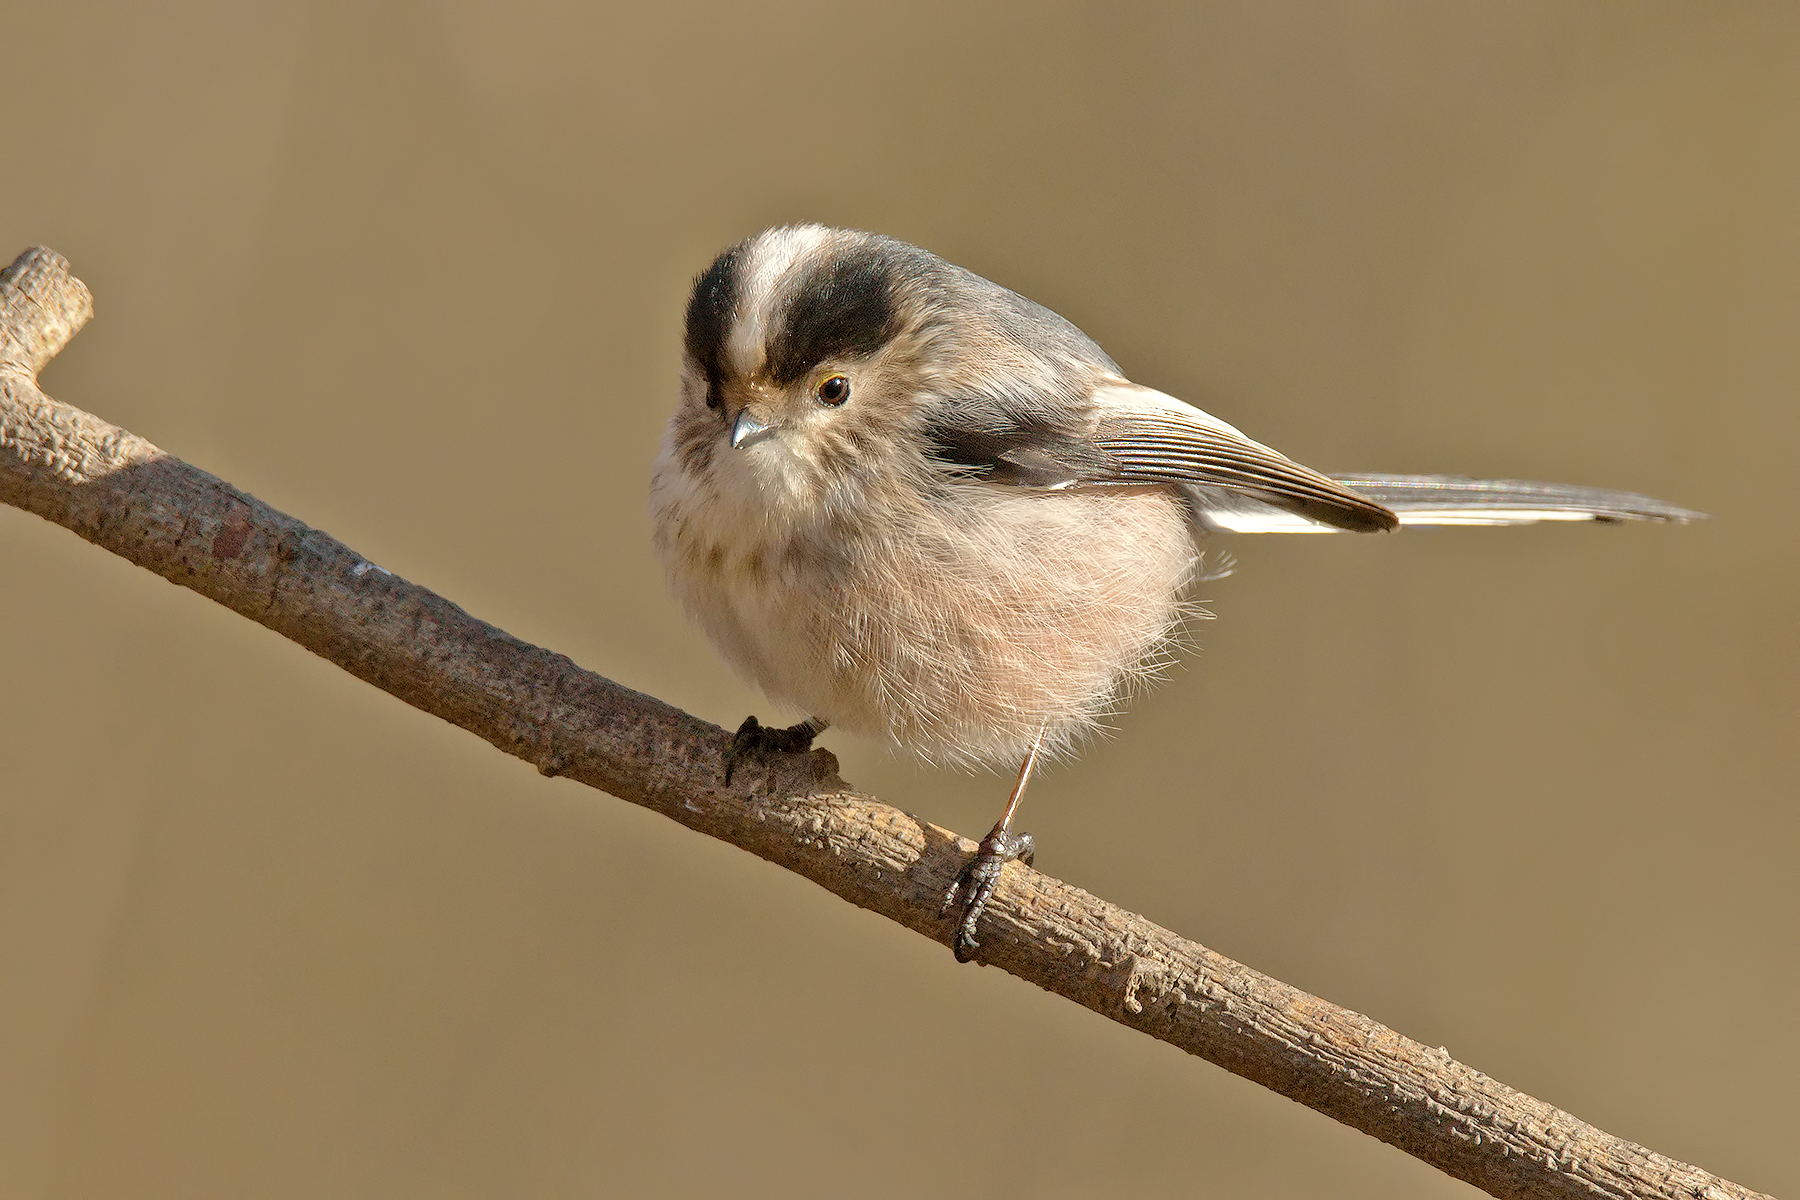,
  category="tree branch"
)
[0,246,1767,1200]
